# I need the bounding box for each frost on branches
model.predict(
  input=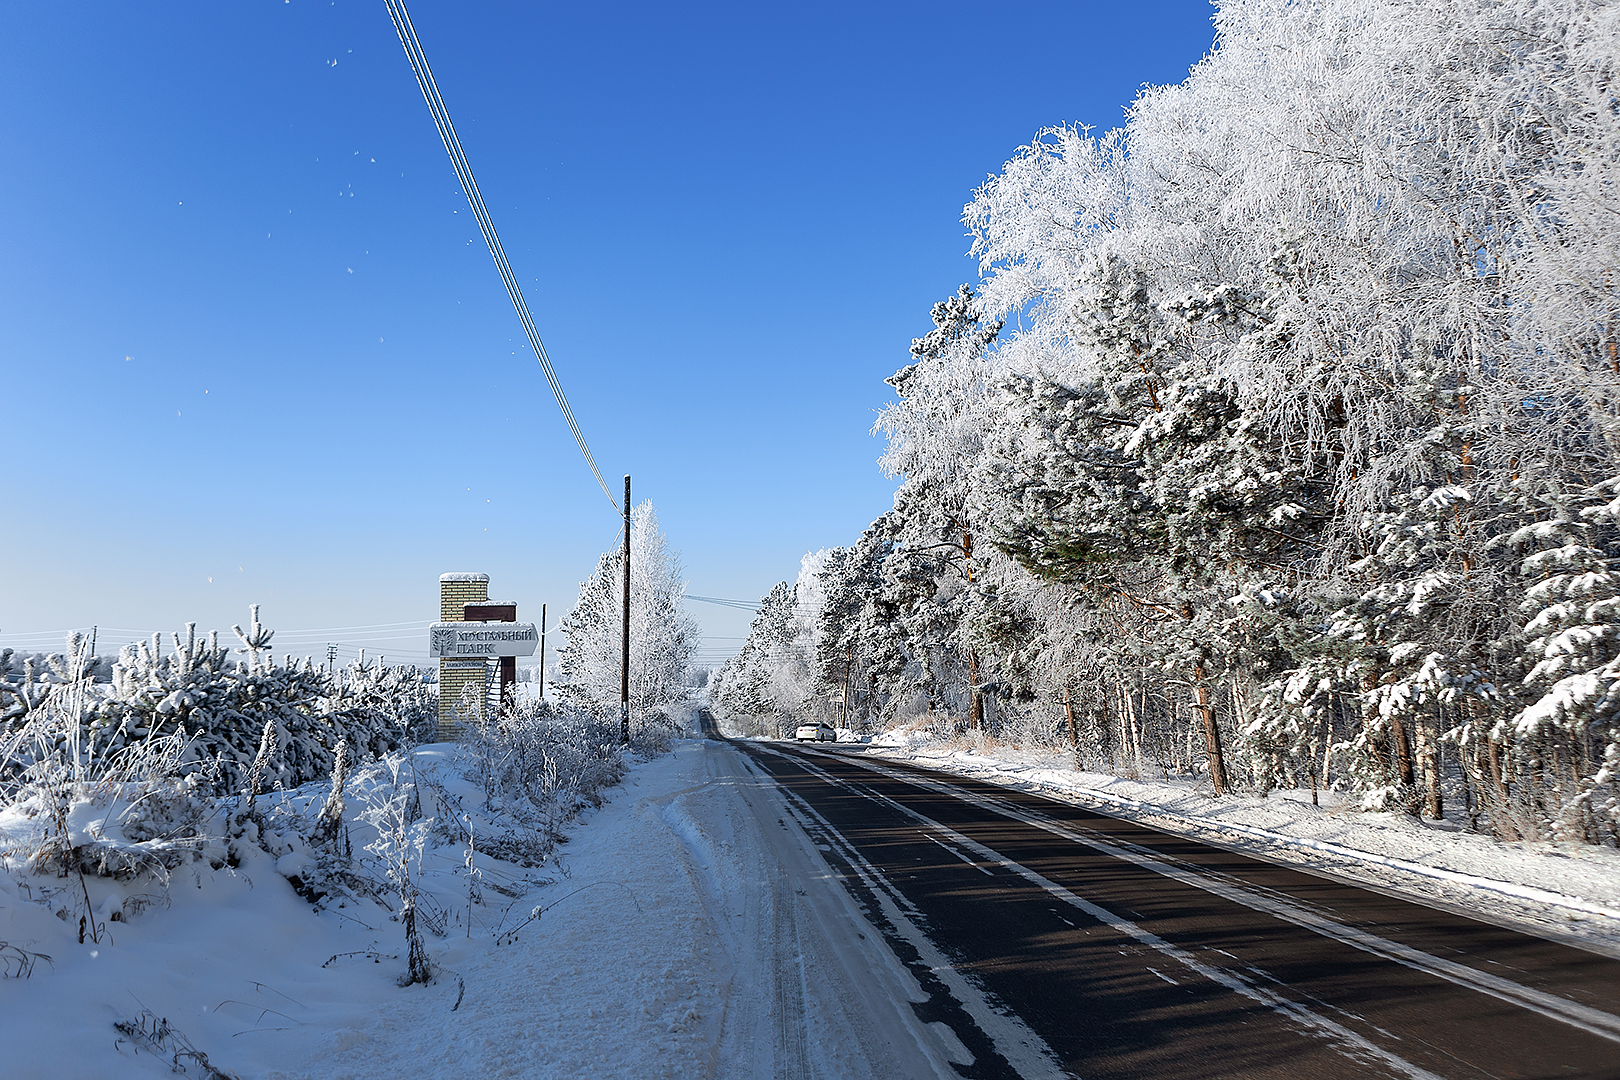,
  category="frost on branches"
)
[725,0,1620,847]
[553,501,698,741]
[0,608,640,978]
